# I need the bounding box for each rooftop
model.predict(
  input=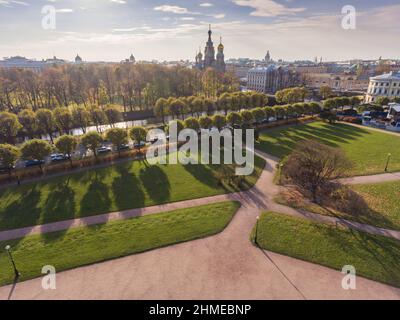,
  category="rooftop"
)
[371,71,400,81]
